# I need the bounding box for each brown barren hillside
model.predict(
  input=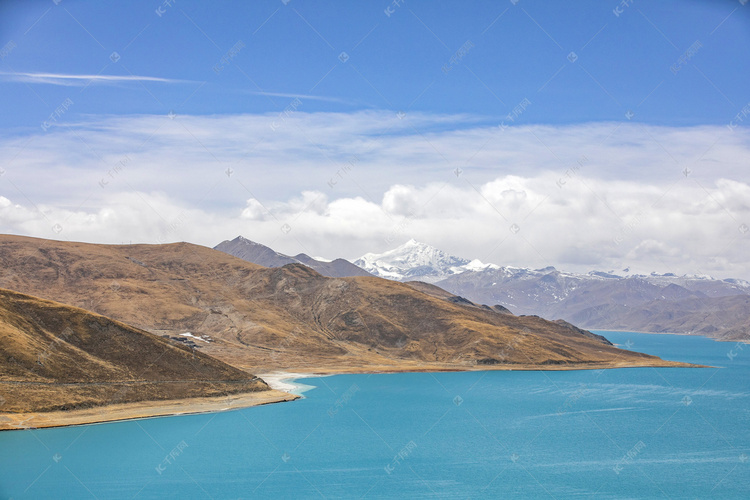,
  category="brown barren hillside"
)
[0,235,692,375]
[0,287,280,421]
